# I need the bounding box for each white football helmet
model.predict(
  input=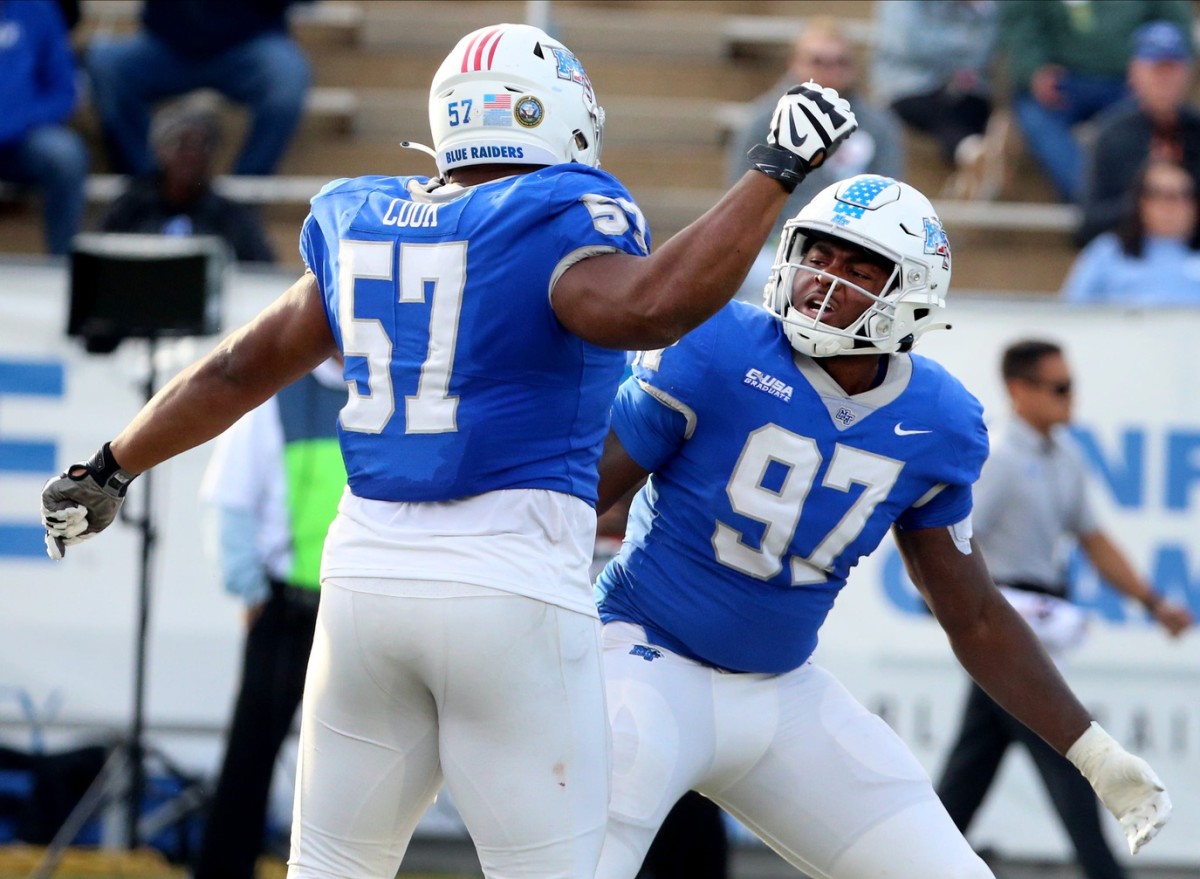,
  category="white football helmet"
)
[764,175,952,357]
[428,23,605,175]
